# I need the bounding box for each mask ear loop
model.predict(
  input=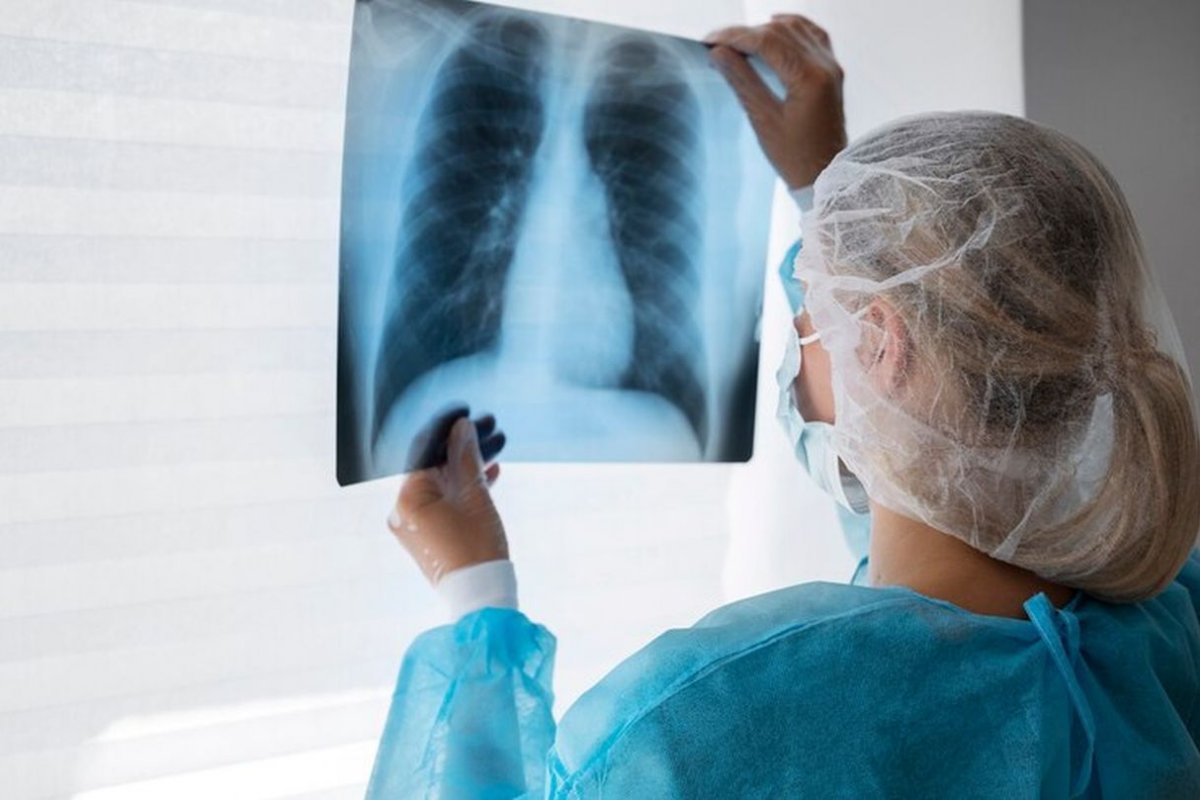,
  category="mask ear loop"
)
[794,304,823,347]
[799,301,870,350]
